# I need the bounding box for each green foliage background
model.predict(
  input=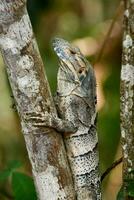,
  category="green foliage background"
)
[0,0,122,199]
